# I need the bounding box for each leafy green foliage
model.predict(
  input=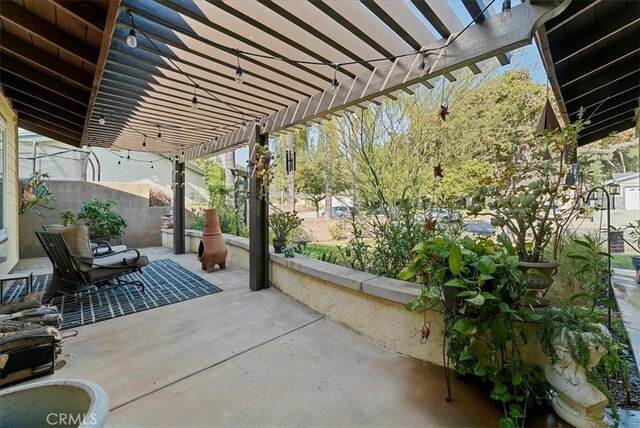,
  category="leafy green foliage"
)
[402,235,546,426]
[269,211,303,241]
[469,119,588,262]
[76,199,127,239]
[20,171,55,216]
